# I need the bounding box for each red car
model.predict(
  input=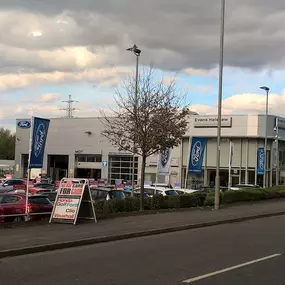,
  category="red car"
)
[0,193,53,223]
[12,184,48,195]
